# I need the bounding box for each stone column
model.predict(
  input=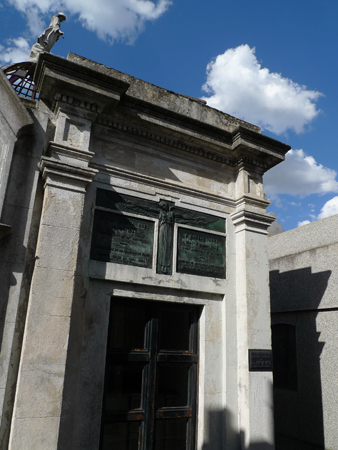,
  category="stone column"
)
[8,107,97,450]
[231,164,275,449]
